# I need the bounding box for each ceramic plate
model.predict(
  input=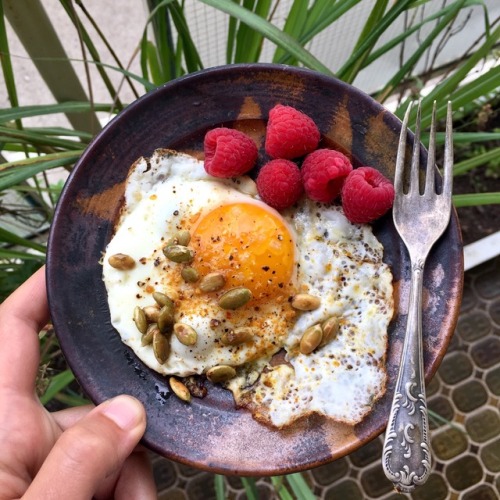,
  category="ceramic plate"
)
[47,64,463,476]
